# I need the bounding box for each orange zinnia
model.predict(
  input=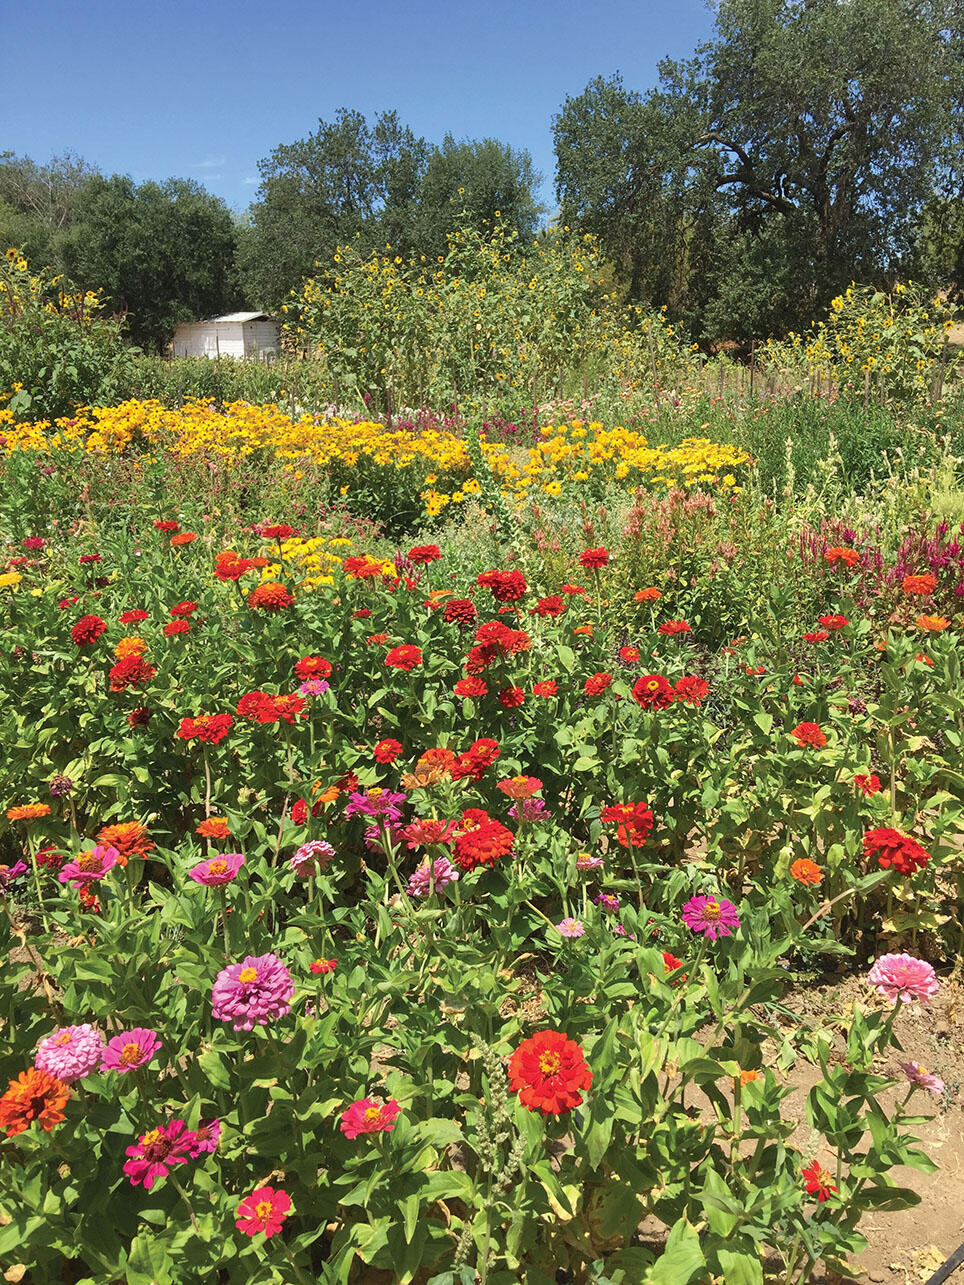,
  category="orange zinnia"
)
[635,587,662,602]
[114,636,148,659]
[96,820,154,863]
[6,803,51,822]
[0,1066,70,1137]
[902,573,937,595]
[915,615,950,632]
[196,817,231,840]
[790,858,823,886]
